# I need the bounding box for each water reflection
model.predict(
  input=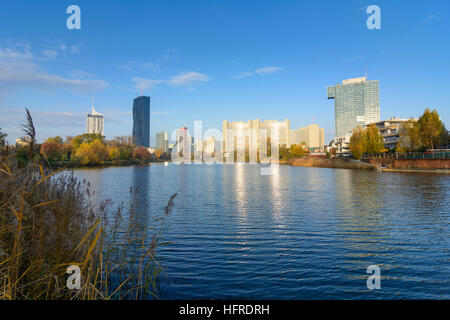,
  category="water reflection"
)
[72,165,450,299]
